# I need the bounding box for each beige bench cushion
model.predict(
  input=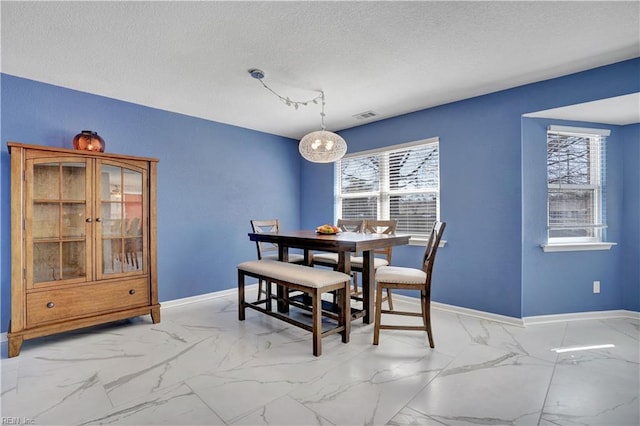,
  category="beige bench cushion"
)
[238,259,351,289]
